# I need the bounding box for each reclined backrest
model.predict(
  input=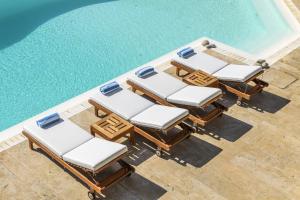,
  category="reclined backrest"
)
[173,50,228,74]
[90,87,154,120]
[24,119,93,157]
[128,71,187,99]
